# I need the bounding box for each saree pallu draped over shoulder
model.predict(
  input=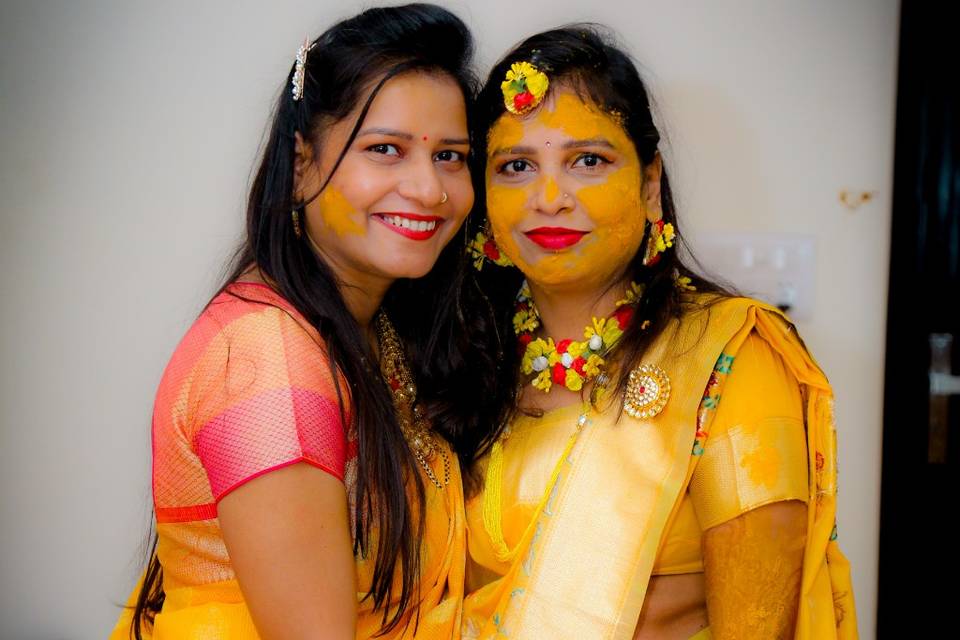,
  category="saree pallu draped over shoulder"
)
[462,297,857,639]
